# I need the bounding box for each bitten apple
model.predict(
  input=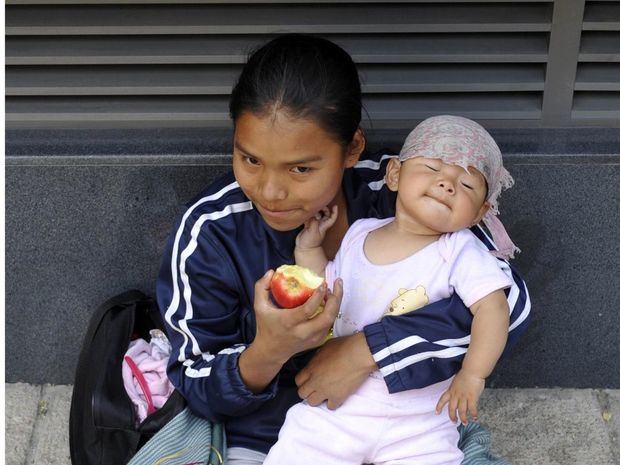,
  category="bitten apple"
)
[270,264,324,310]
